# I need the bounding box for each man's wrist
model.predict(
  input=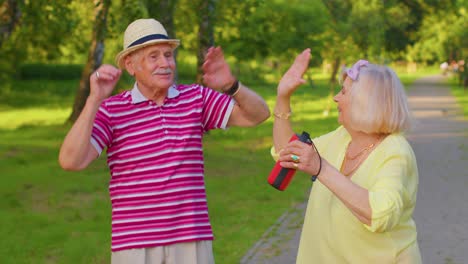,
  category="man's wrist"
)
[224,79,240,96]
[87,96,104,106]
